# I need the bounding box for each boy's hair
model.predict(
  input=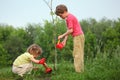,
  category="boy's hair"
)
[55,4,68,16]
[27,44,42,55]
